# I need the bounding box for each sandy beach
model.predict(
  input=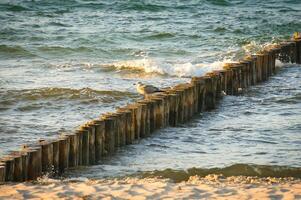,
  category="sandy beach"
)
[0,175,300,200]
